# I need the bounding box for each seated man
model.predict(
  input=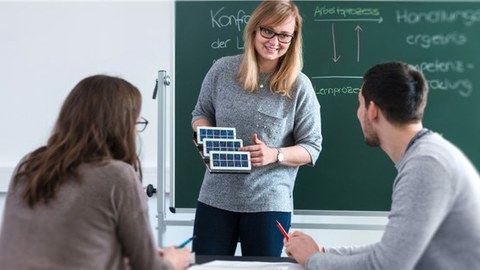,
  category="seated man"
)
[285,62,480,270]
